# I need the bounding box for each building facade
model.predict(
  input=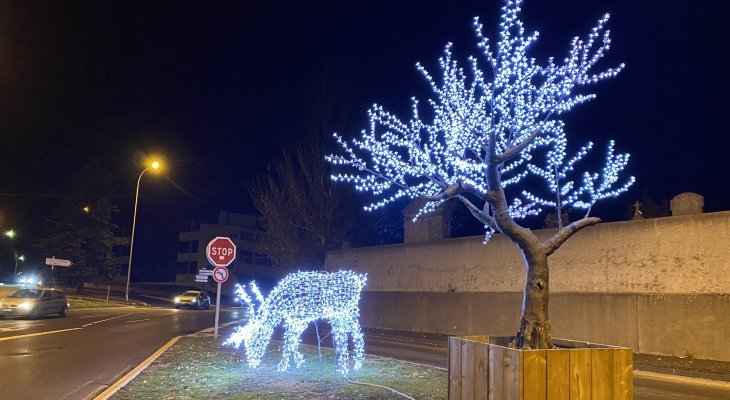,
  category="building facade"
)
[176,211,274,288]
